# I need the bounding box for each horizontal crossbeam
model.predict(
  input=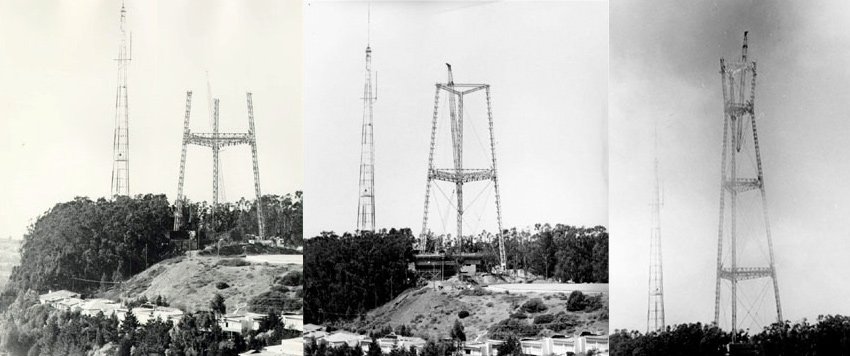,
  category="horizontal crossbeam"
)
[429,168,494,183]
[185,132,253,148]
[719,267,773,281]
[724,177,761,193]
[436,83,489,96]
